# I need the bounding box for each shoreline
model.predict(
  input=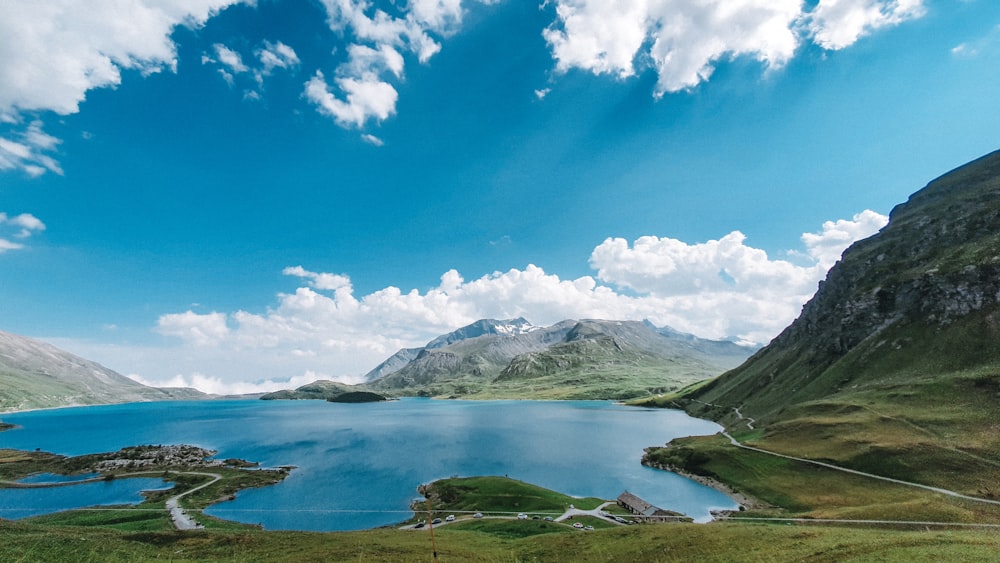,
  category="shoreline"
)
[641,456,769,514]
